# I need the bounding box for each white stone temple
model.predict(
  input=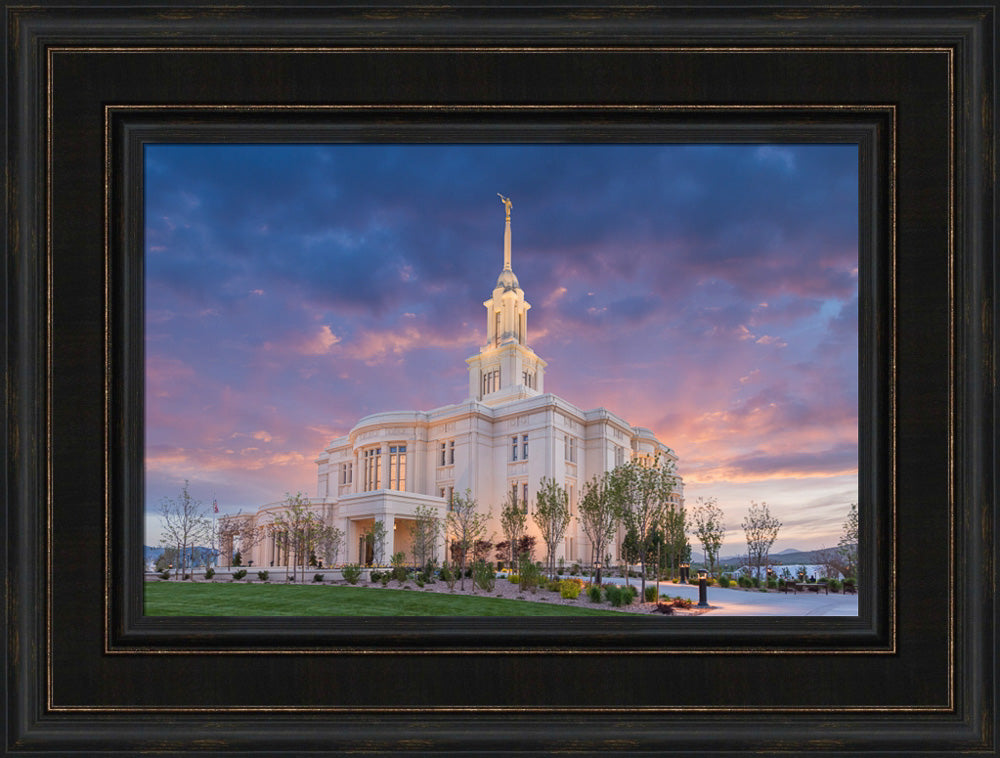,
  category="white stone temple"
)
[230,196,682,568]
